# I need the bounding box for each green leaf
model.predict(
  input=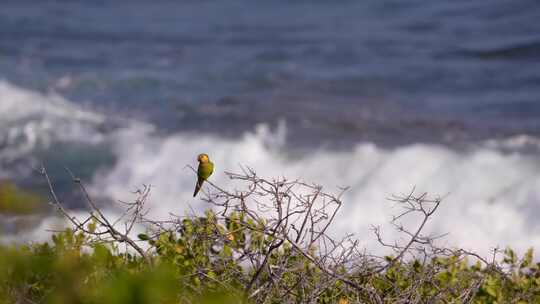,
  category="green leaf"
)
[137,234,150,241]
[520,248,533,269]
